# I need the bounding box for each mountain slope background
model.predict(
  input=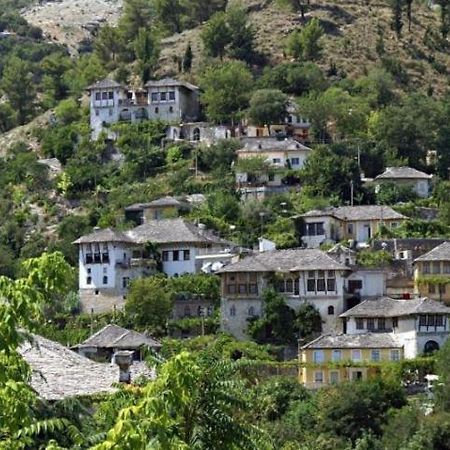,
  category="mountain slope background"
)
[22,0,450,94]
